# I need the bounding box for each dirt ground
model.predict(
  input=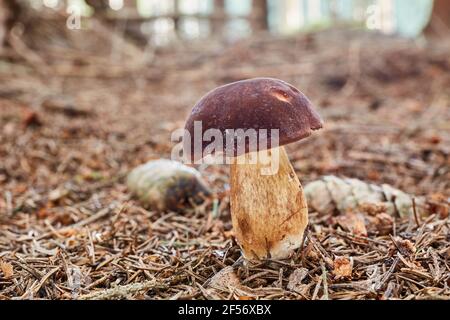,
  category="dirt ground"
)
[0,26,449,299]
